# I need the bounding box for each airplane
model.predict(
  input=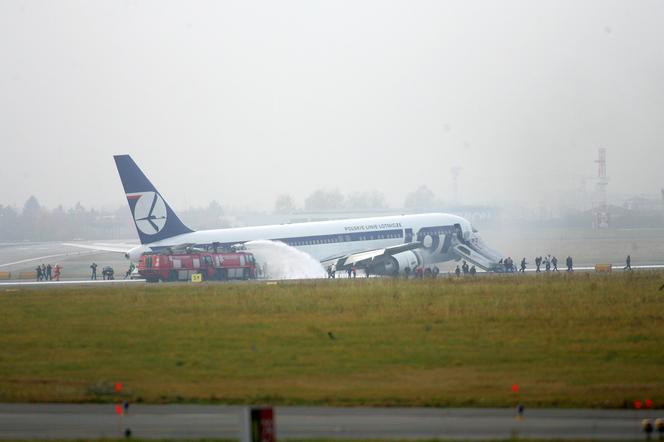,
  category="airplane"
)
[68,155,505,276]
